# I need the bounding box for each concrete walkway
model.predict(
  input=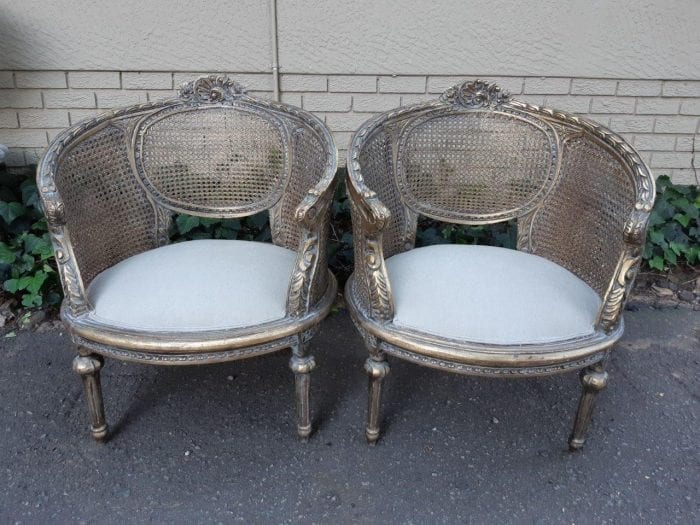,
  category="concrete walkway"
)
[0,307,697,524]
